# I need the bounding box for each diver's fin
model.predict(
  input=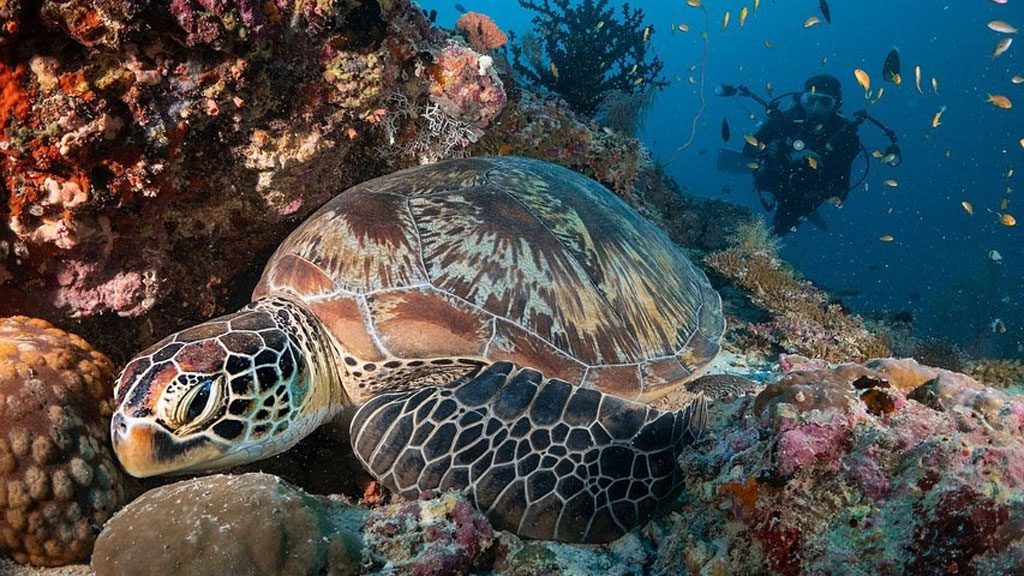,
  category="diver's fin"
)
[716,148,754,174]
[349,361,706,543]
[807,209,829,231]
